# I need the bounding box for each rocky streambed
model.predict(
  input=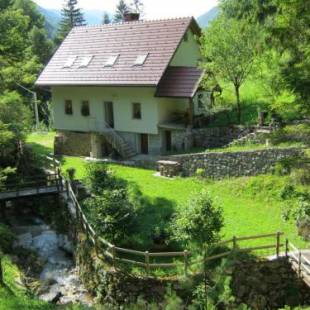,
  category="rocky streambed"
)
[11,215,93,306]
